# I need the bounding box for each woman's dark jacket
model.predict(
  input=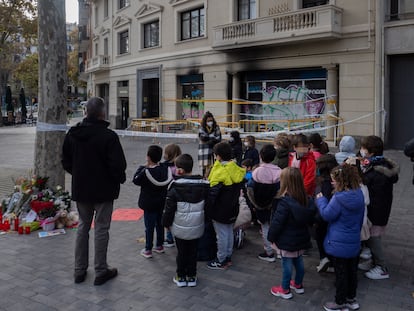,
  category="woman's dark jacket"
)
[268,196,316,252]
[62,118,127,203]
